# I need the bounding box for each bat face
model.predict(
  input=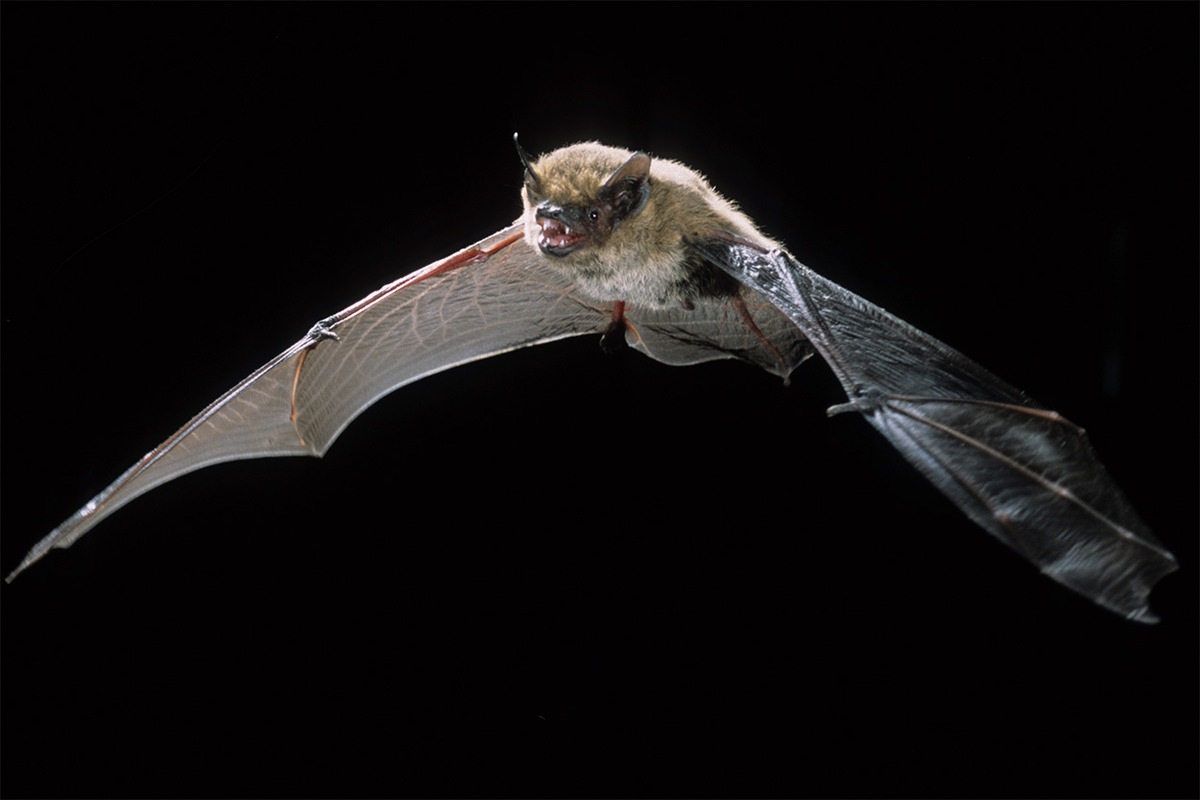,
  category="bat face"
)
[3,4,1196,799]
[519,141,766,308]
[521,142,650,257]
